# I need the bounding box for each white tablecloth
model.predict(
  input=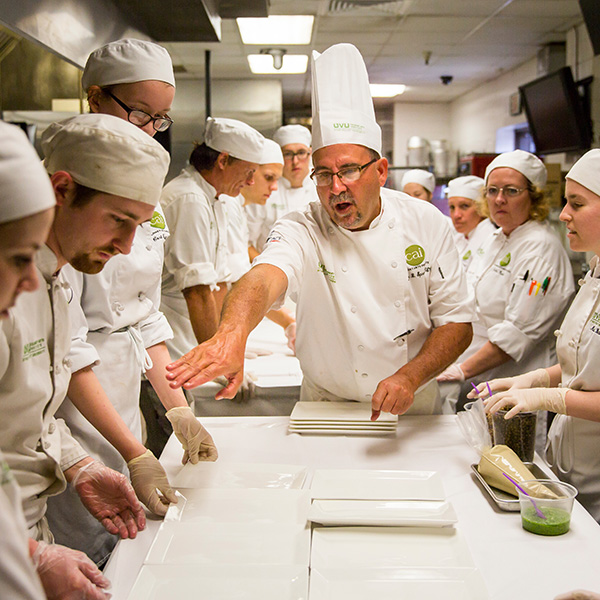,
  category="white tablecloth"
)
[105,415,600,599]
